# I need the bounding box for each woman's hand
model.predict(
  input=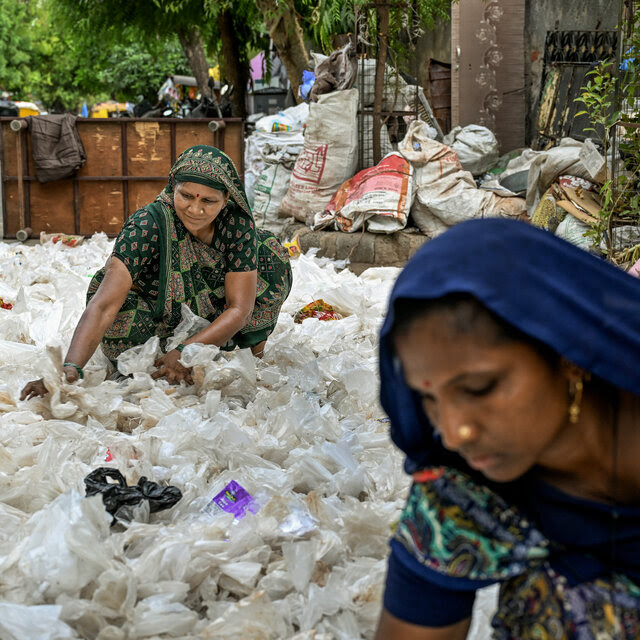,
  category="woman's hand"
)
[20,364,82,400]
[152,349,194,385]
[63,364,82,384]
[20,378,48,400]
